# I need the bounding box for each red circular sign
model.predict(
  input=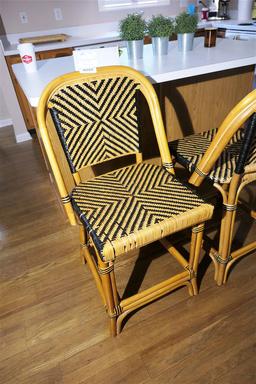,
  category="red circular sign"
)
[22,54,32,64]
